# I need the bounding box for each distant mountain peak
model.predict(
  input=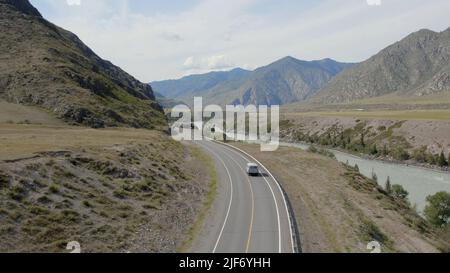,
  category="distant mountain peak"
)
[310,27,450,105]
[0,0,42,17]
[280,56,297,61]
[152,56,353,106]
